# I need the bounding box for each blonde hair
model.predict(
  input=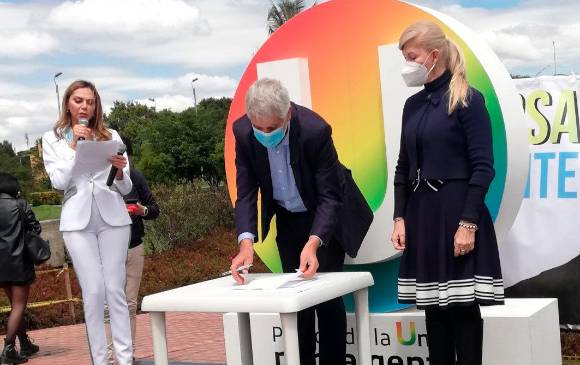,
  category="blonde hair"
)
[53,80,111,141]
[399,20,470,114]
